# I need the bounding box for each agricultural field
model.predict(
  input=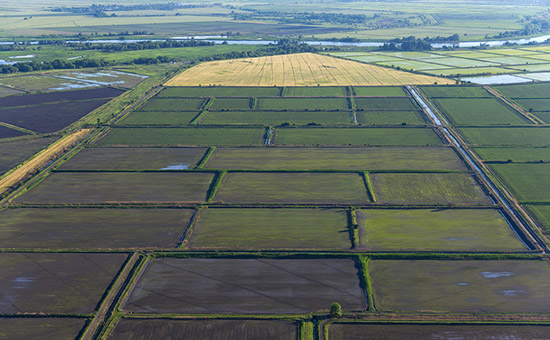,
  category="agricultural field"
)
[213,172,369,204]
[59,147,208,170]
[355,110,425,125]
[369,173,491,205]
[356,209,526,252]
[200,110,353,125]
[187,208,351,250]
[137,98,206,111]
[0,318,87,340]
[205,147,466,171]
[355,97,418,111]
[108,319,297,340]
[123,258,366,314]
[0,252,127,314]
[285,86,348,97]
[432,98,530,125]
[474,147,550,162]
[97,127,266,146]
[353,86,407,97]
[119,111,201,125]
[494,83,550,99]
[489,163,550,202]
[273,128,442,146]
[525,205,550,234]
[514,99,550,113]
[256,97,350,111]
[0,208,194,249]
[458,127,550,146]
[0,125,26,139]
[369,260,550,312]
[158,86,282,98]
[165,53,453,86]
[327,324,550,340]
[16,172,214,204]
[421,86,492,98]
